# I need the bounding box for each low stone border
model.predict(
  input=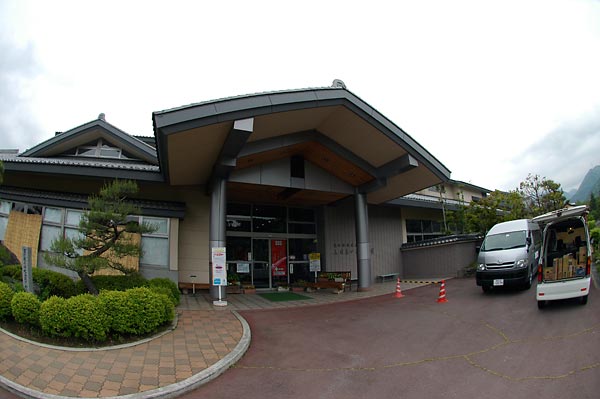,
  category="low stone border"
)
[0,314,179,352]
[0,310,251,399]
